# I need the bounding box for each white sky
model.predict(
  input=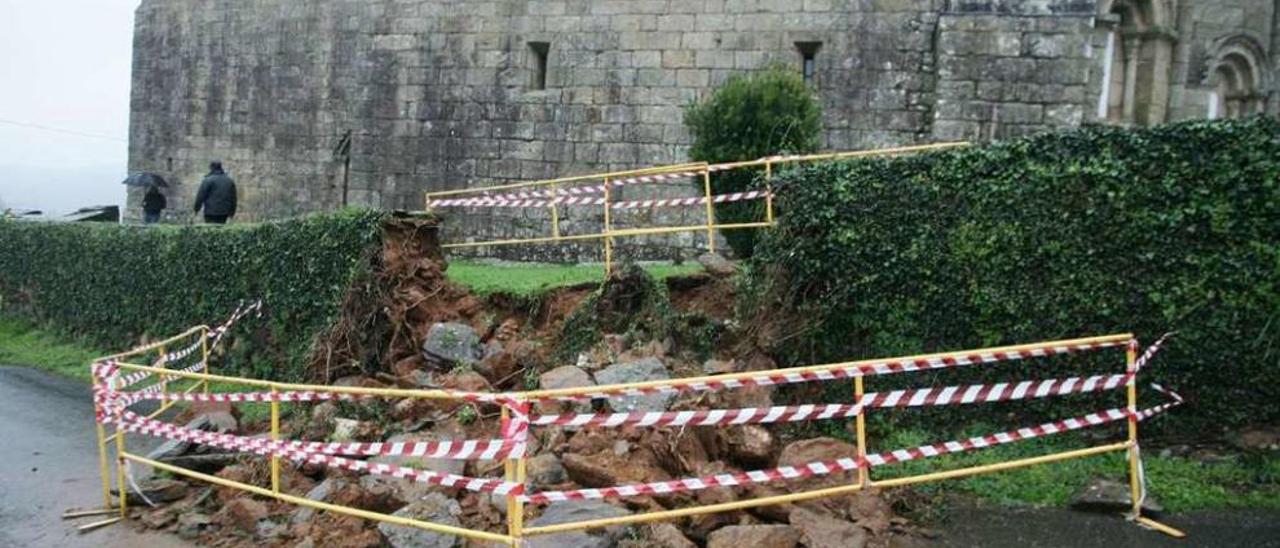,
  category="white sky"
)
[0,0,139,214]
